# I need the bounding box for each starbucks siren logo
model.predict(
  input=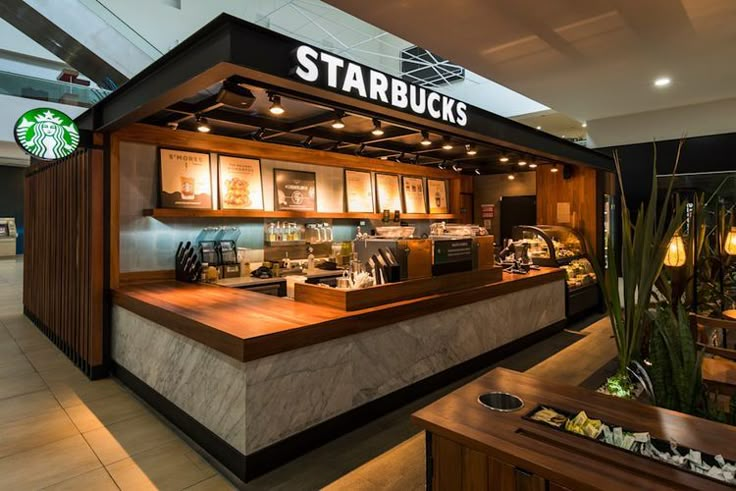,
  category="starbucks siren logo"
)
[14,108,79,161]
